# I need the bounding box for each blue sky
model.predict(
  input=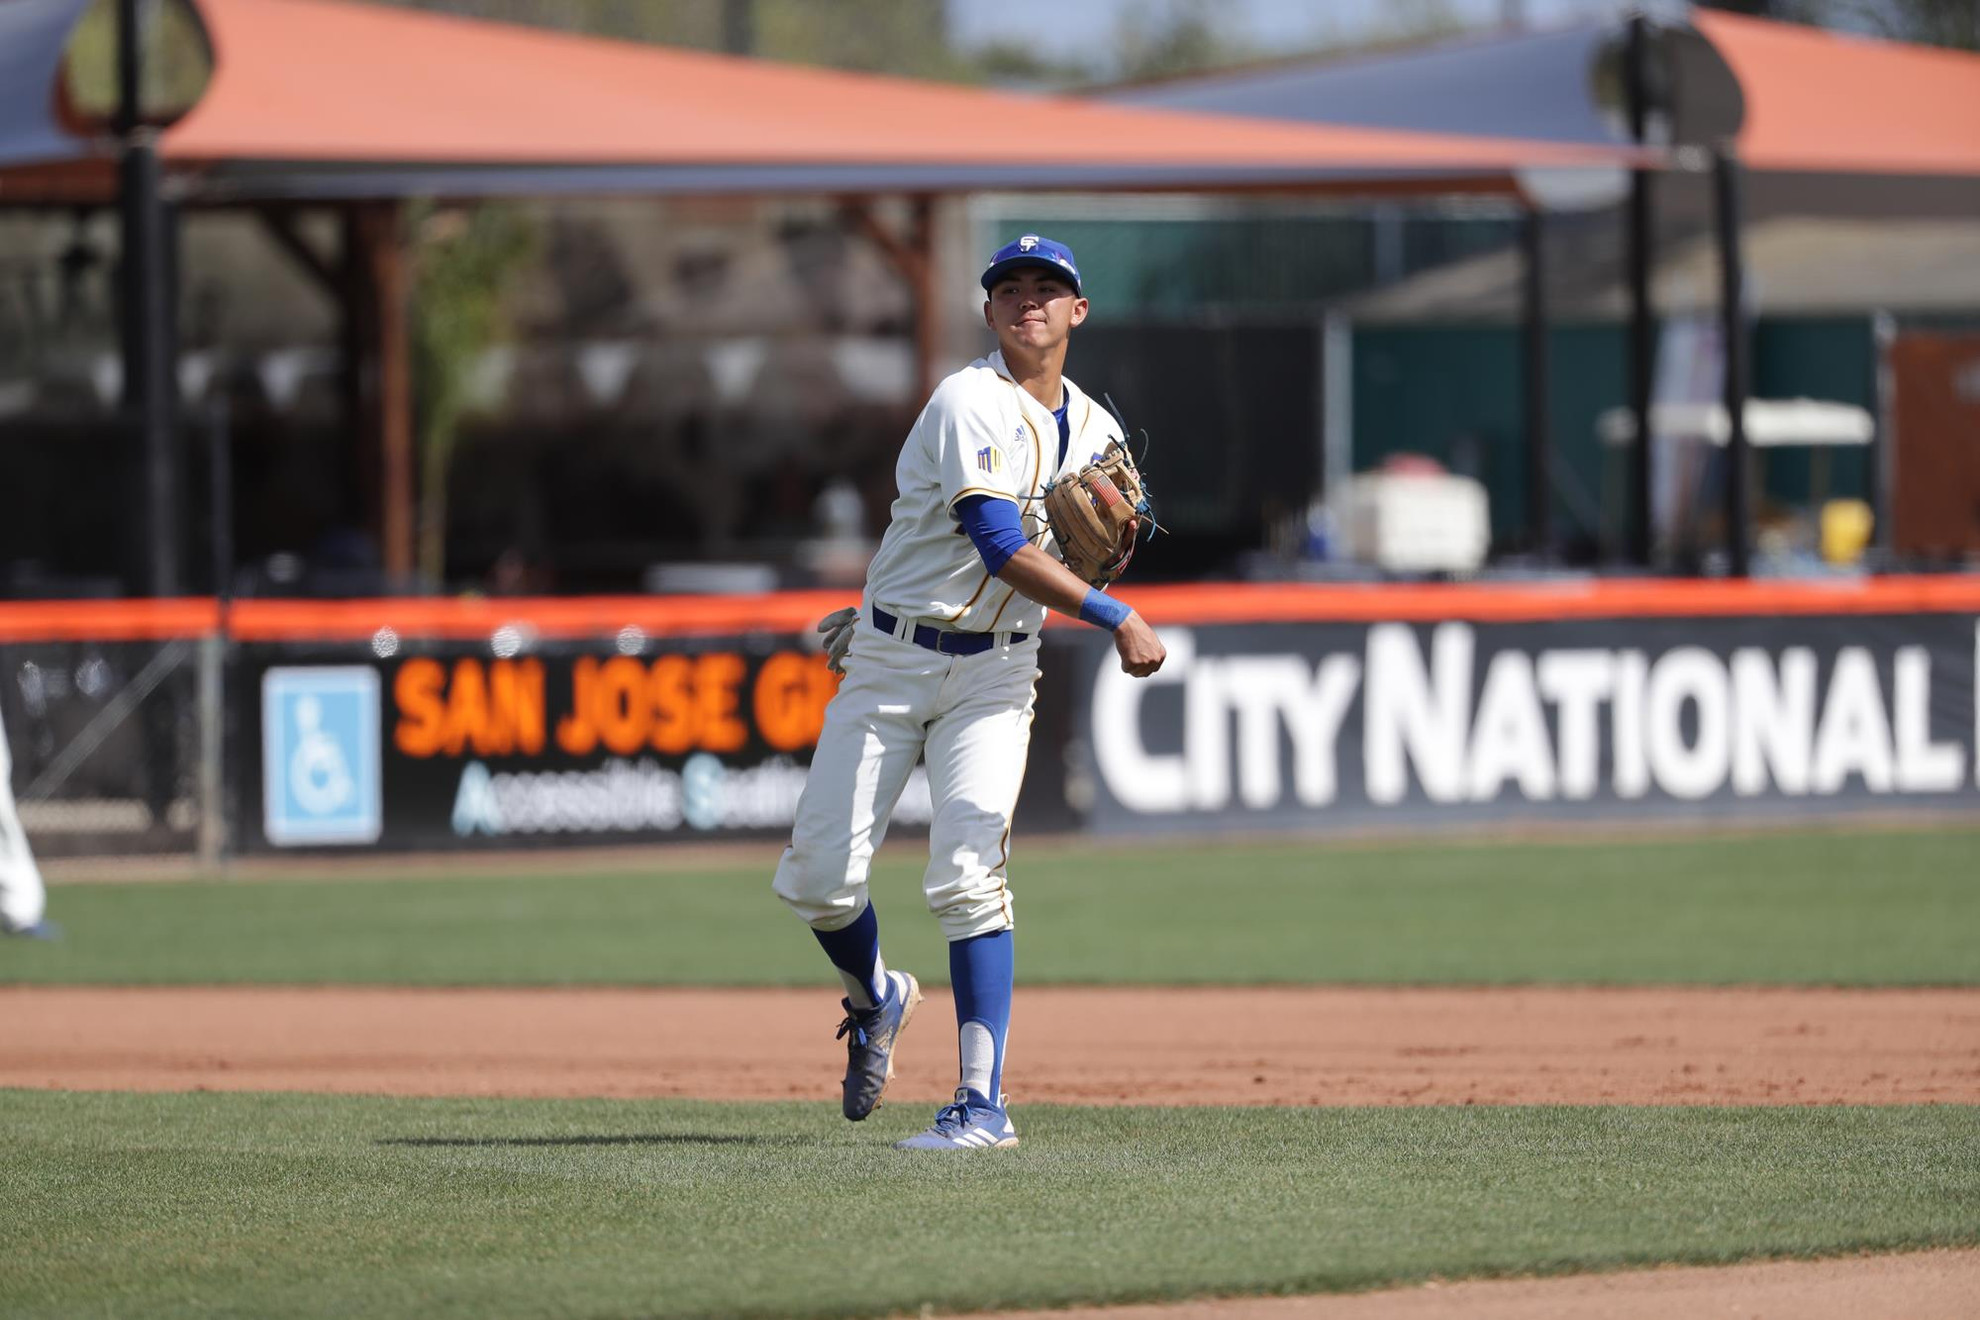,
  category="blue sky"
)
[946,0,1641,71]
